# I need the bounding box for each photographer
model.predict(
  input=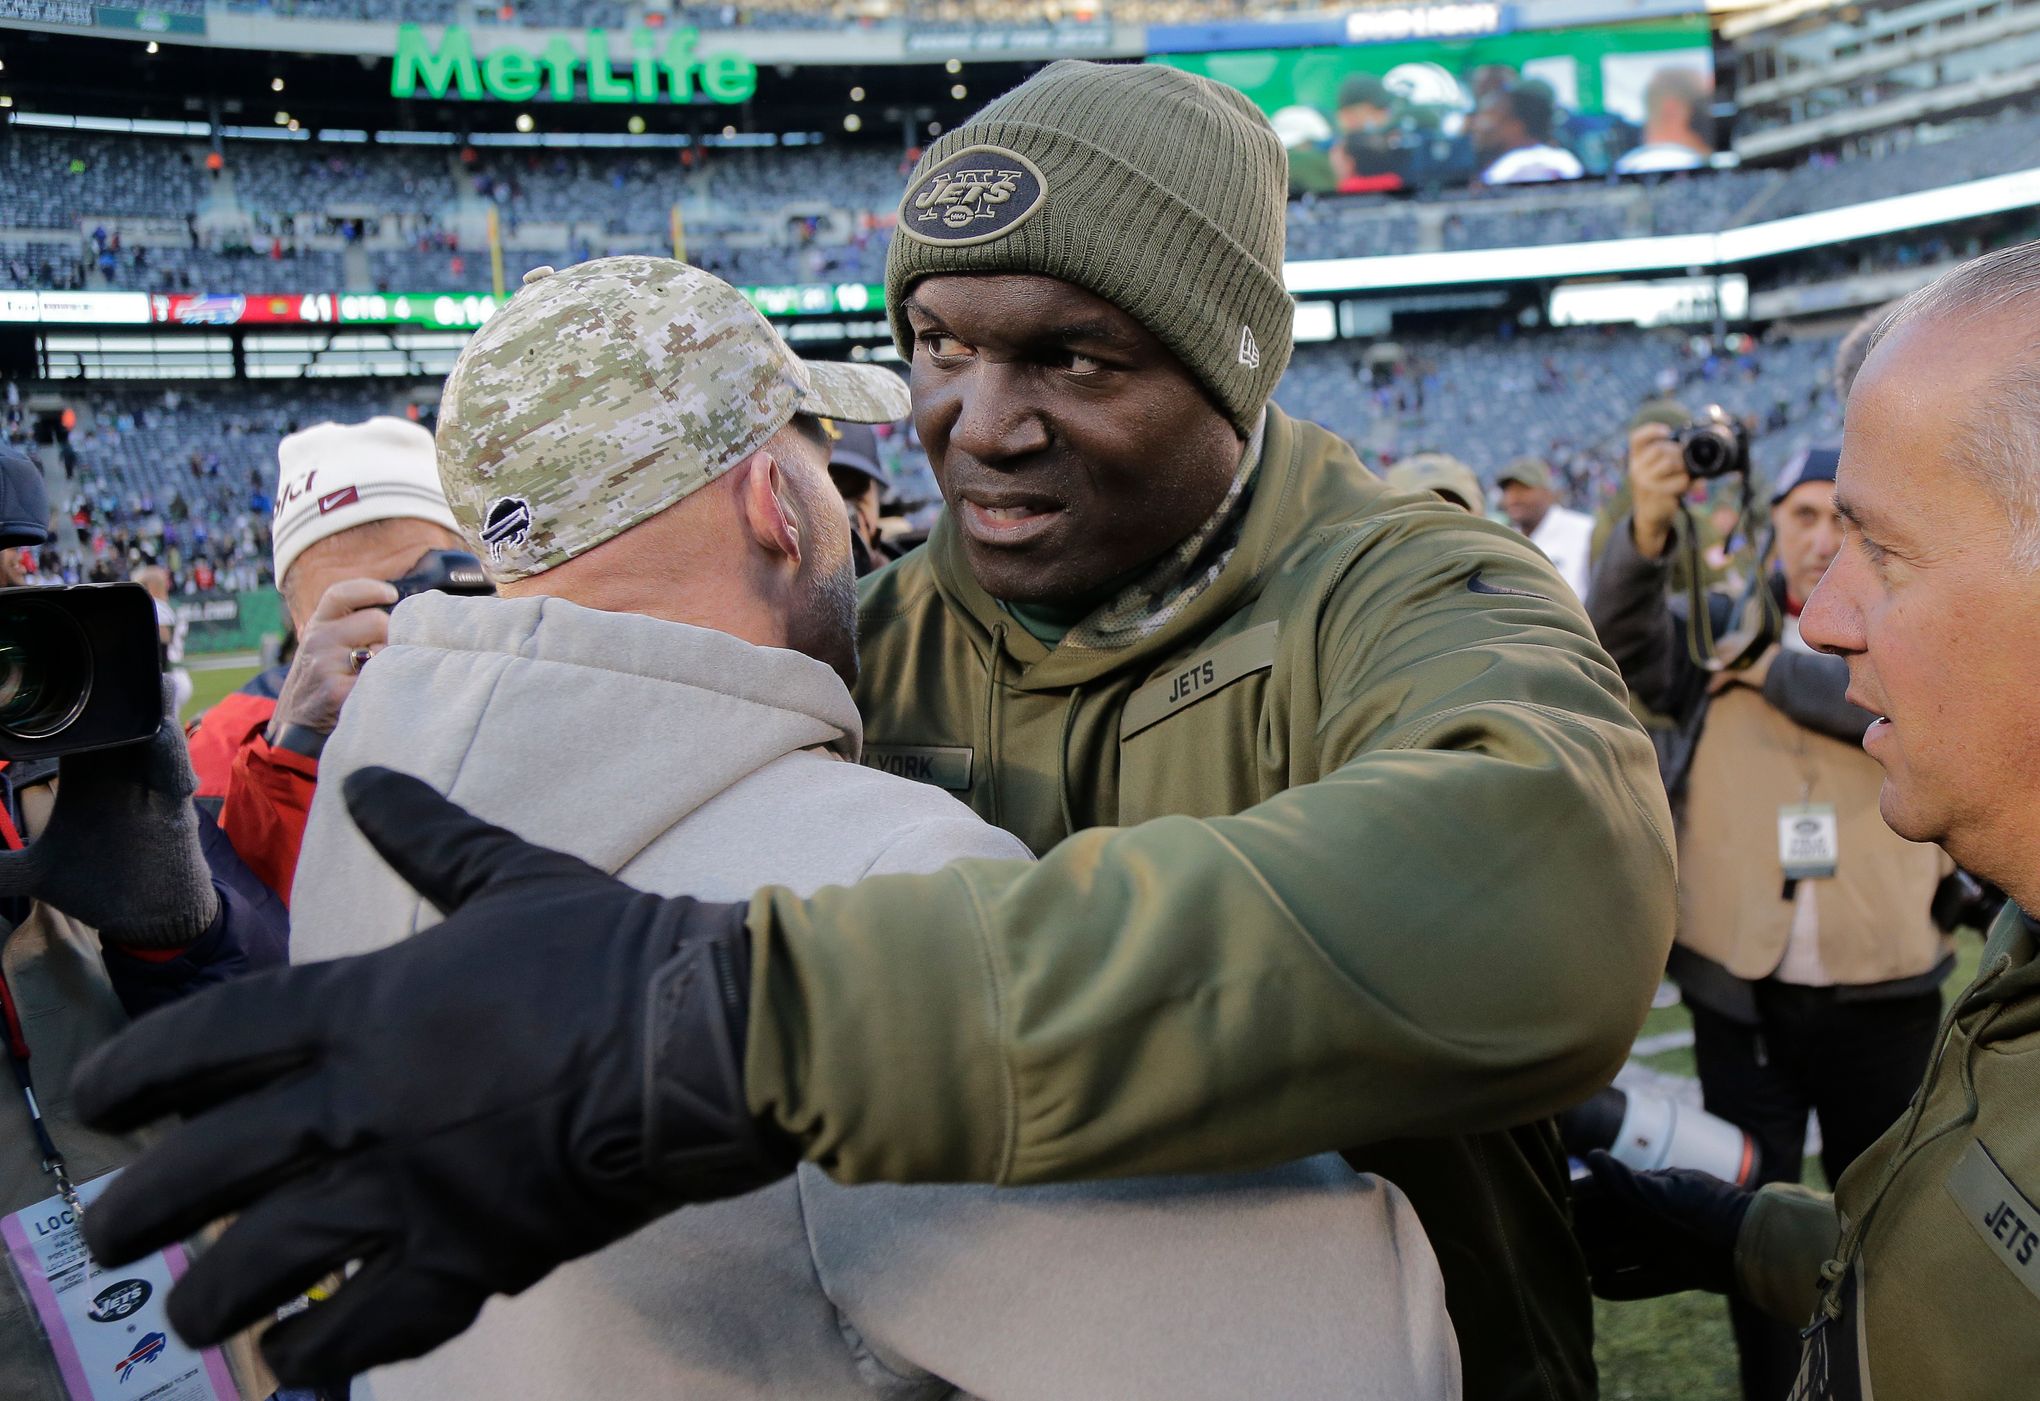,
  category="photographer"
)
[0,443,282,1398]
[187,418,470,903]
[1587,428,1953,1400]
[824,419,896,578]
